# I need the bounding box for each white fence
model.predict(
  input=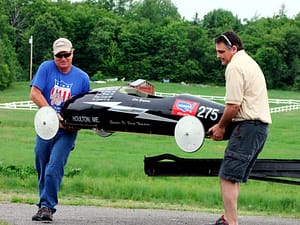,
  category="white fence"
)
[155,92,300,104]
[1,92,300,114]
[0,101,38,110]
[270,104,300,113]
